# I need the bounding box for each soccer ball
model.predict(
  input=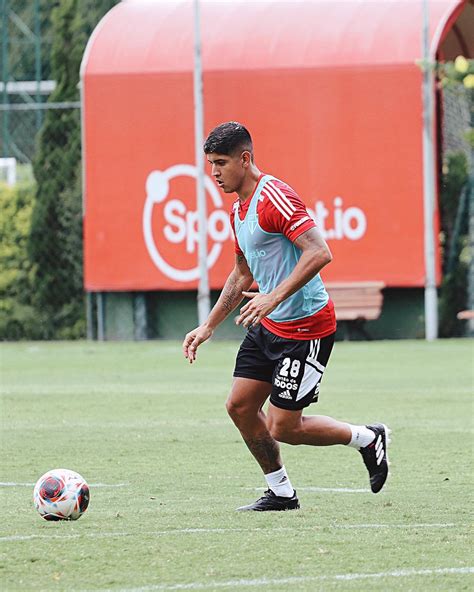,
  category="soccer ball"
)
[33,468,90,521]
